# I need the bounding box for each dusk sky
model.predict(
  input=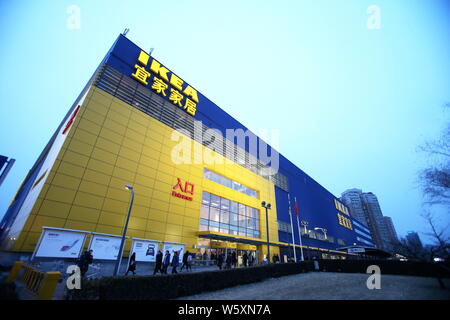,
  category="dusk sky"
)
[0,0,449,244]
